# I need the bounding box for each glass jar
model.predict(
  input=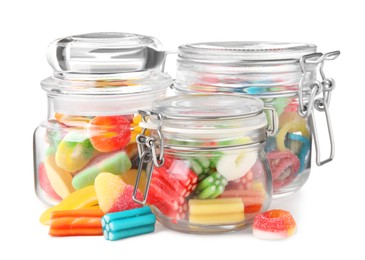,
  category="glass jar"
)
[34,32,172,205]
[174,42,340,196]
[133,94,274,233]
